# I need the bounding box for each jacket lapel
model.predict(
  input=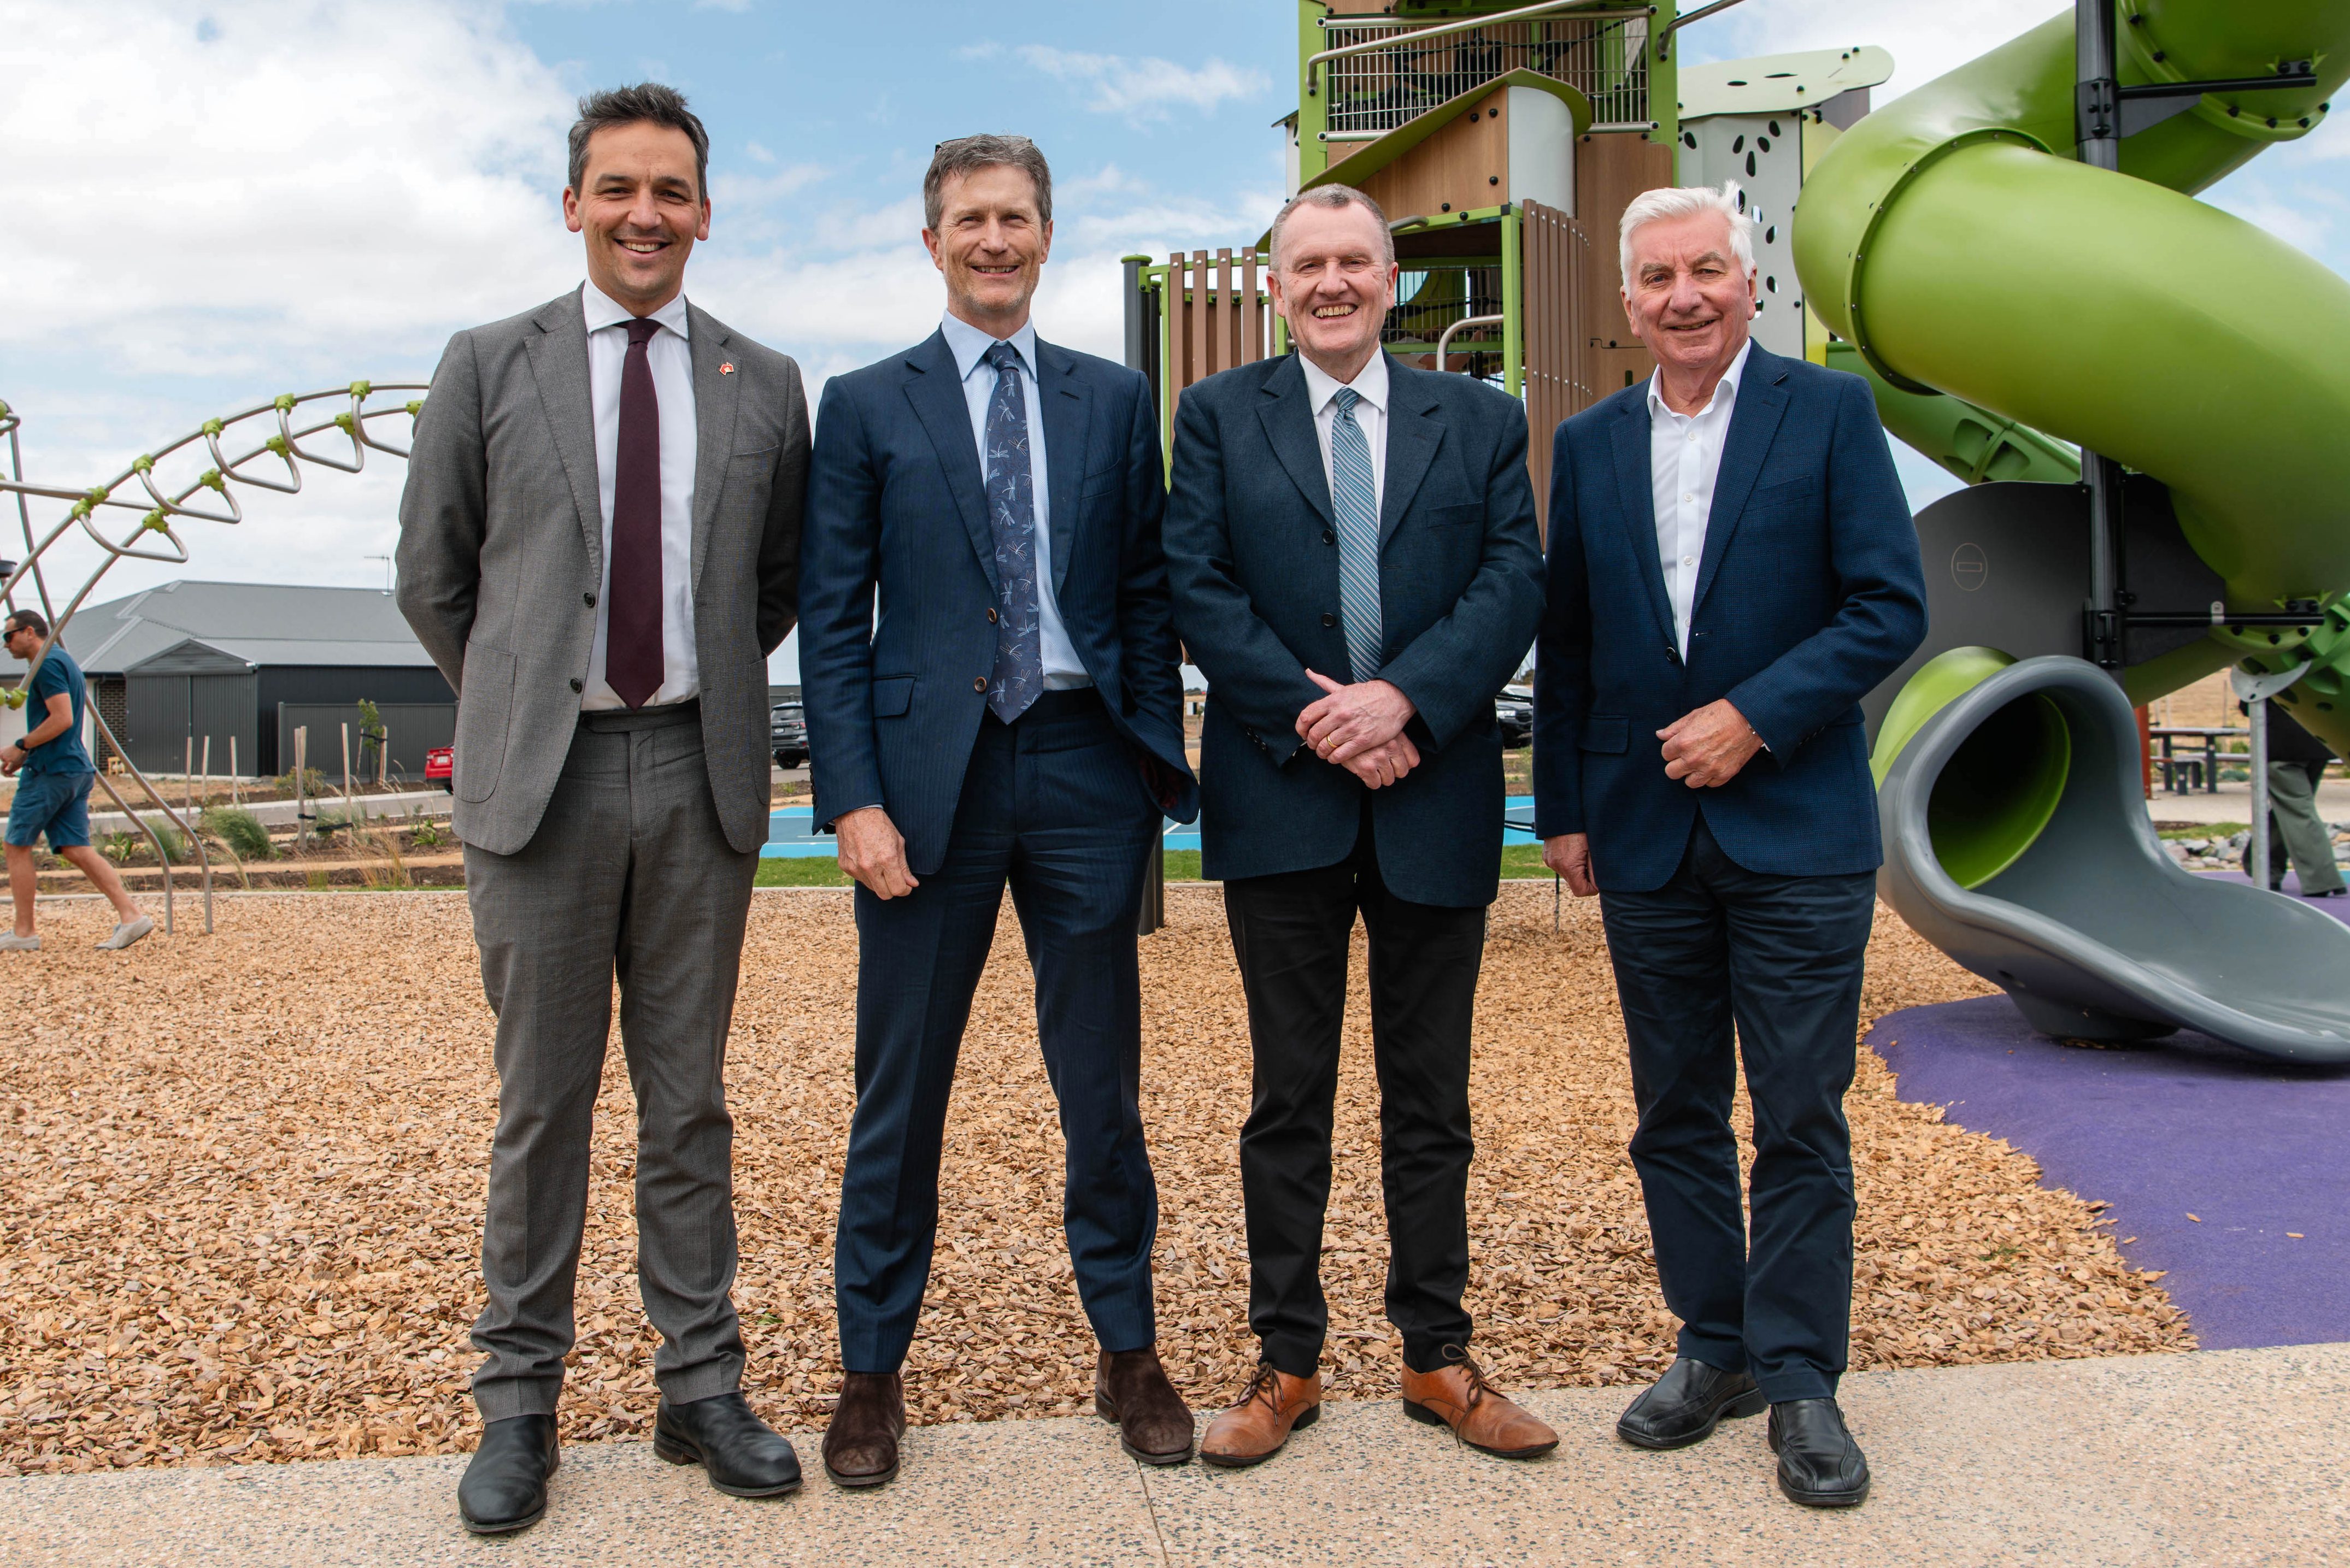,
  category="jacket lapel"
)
[686,303,739,595]
[1377,356,1443,549]
[1689,346,1790,624]
[1256,355,1334,527]
[523,289,603,578]
[901,331,1001,597]
[1035,338,1089,597]
[1608,396,1678,653]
